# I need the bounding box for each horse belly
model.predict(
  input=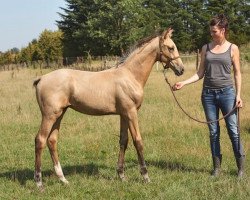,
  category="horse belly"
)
[69,70,120,115]
[70,93,117,115]
[70,105,116,115]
